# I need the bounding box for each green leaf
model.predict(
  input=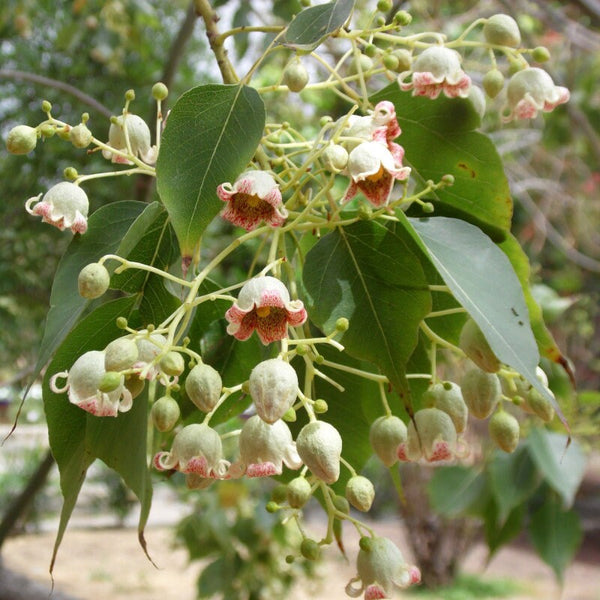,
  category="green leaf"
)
[156,84,265,259]
[303,220,431,393]
[408,217,558,410]
[34,201,146,378]
[428,465,486,517]
[488,446,540,523]
[499,234,564,364]
[529,495,582,582]
[483,499,525,558]
[282,0,354,52]
[42,296,151,571]
[527,428,586,508]
[371,85,512,240]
